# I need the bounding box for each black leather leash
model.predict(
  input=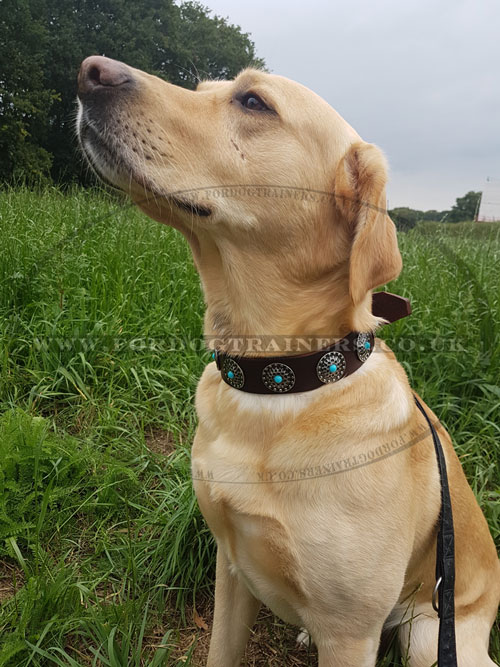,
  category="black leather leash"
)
[414,395,458,667]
